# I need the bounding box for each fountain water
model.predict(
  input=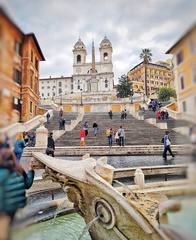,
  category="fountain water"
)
[78,216,99,240]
